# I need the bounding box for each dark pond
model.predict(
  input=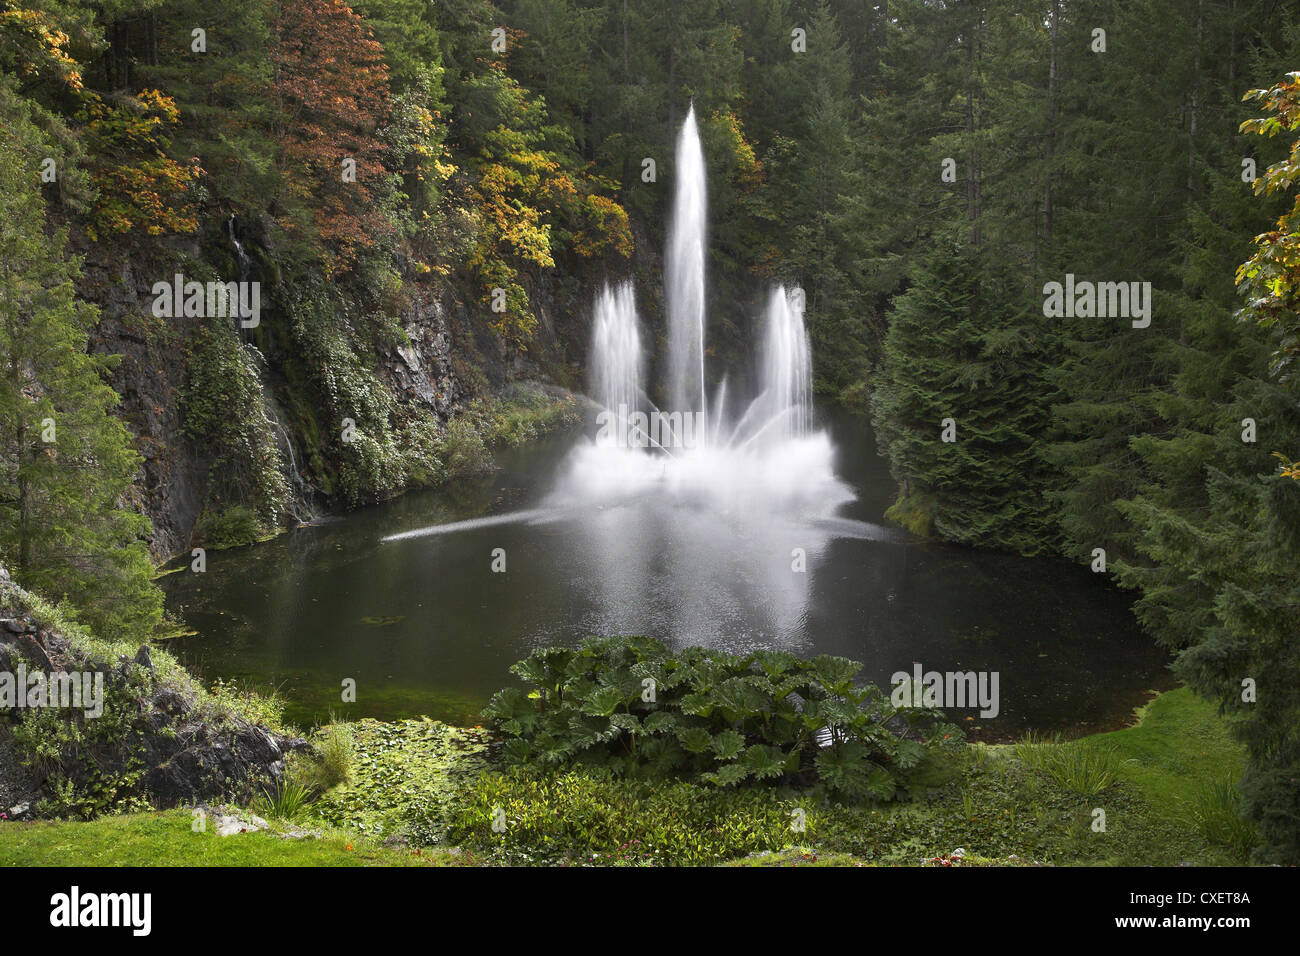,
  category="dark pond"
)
[161,408,1171,739]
